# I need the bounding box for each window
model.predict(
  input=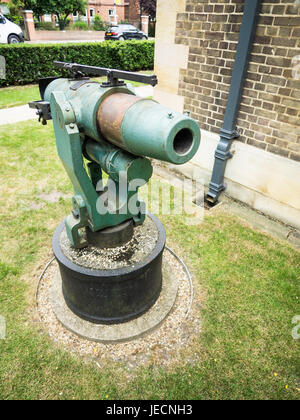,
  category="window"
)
[90,9,94,18]
[108,9,114,16]
[80,9,88,21]
[0,5,9,15]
